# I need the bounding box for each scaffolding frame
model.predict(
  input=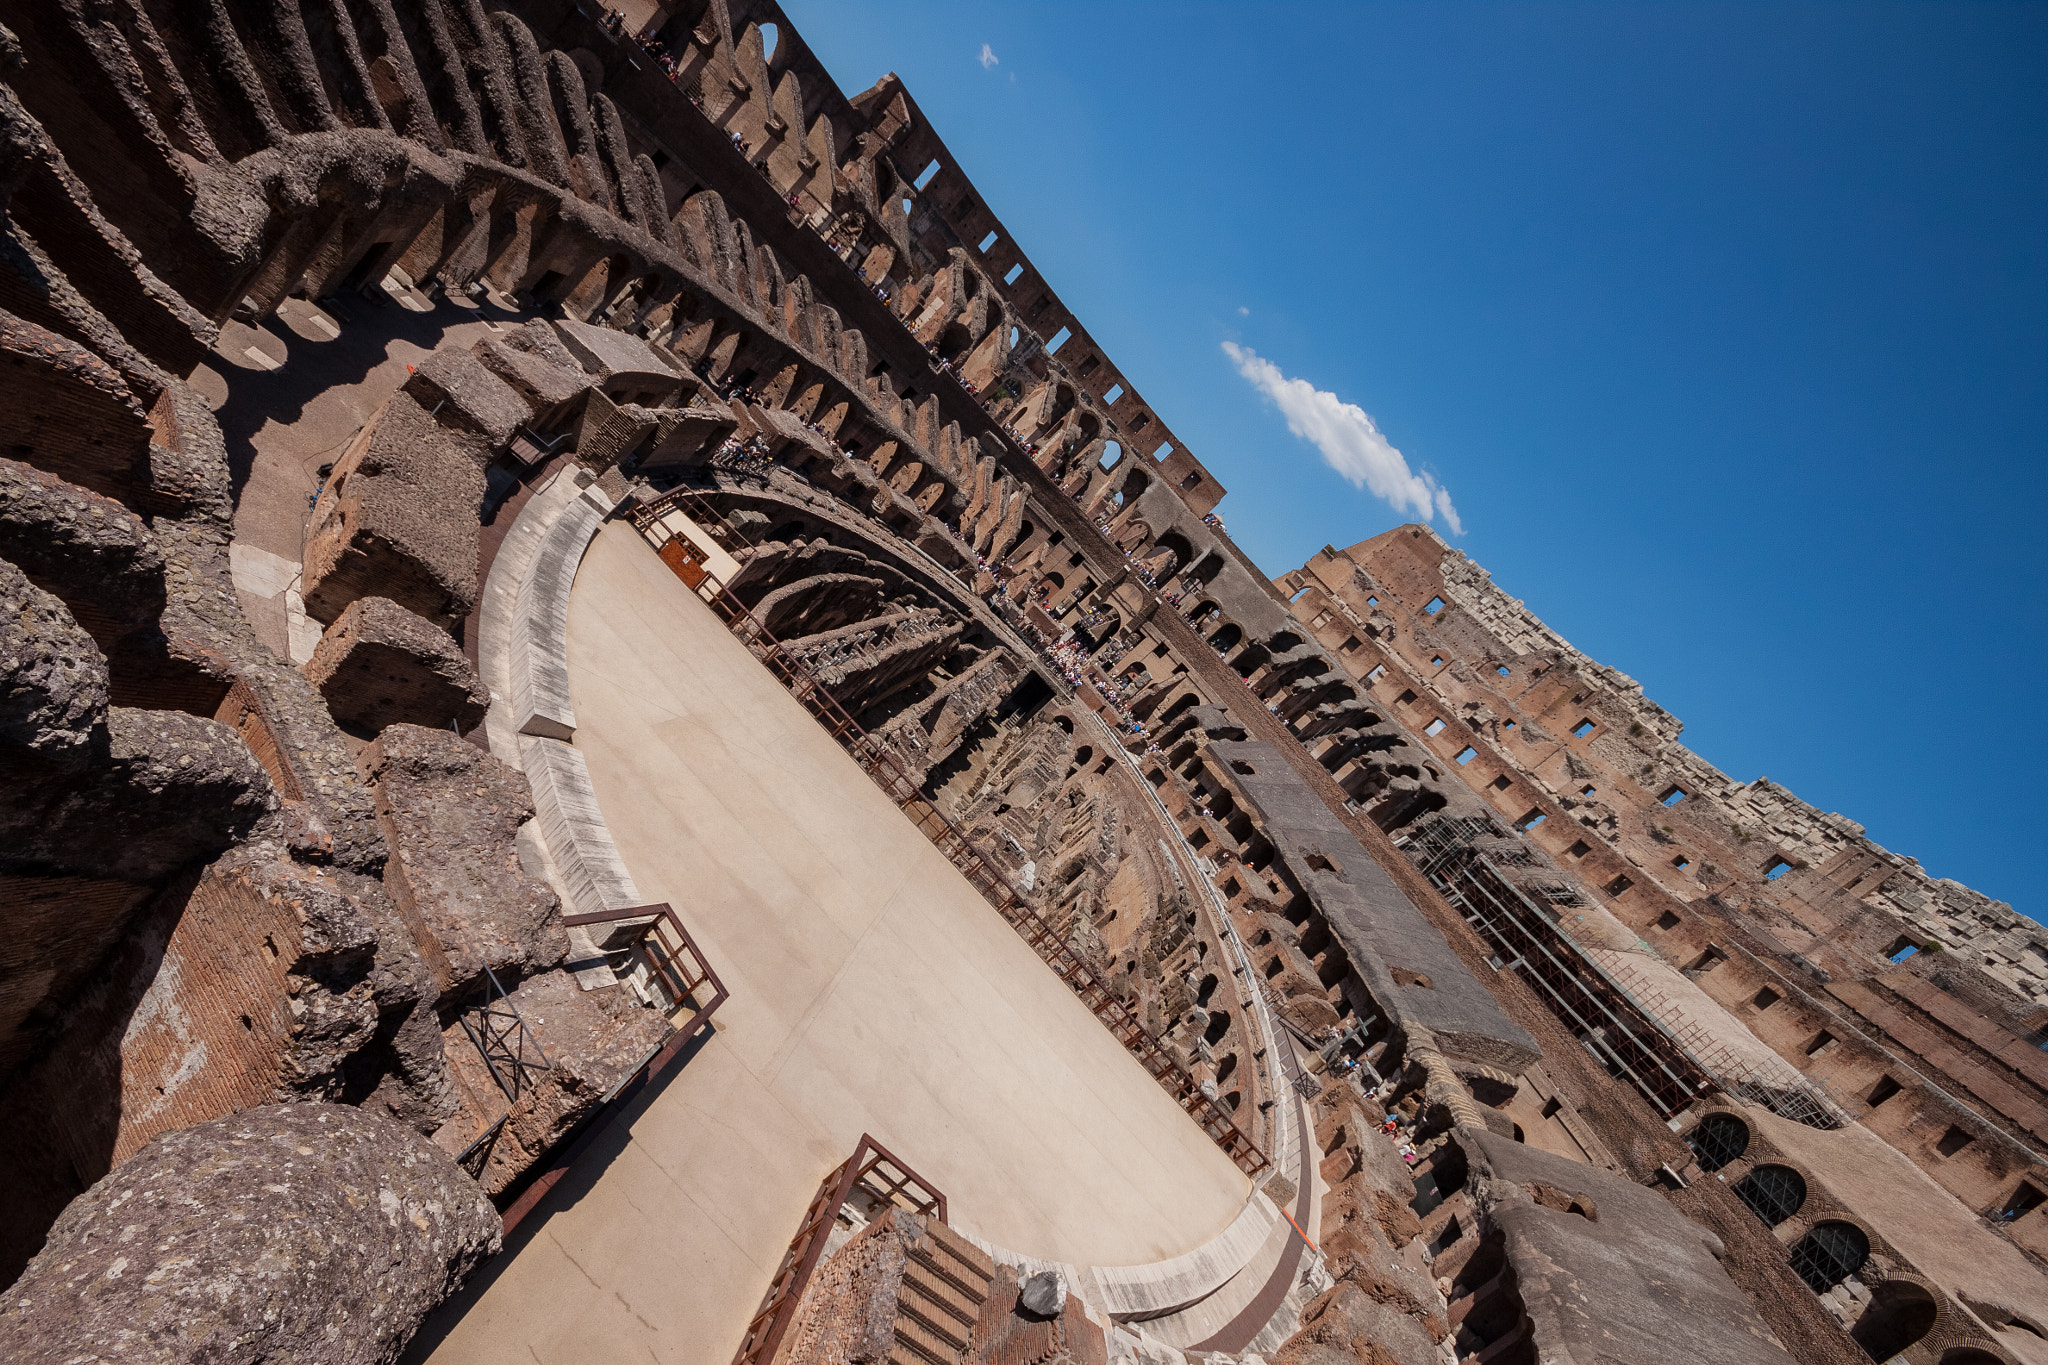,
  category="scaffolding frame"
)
[1407,818,1848,1128]
[1407,819,1716,1119]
